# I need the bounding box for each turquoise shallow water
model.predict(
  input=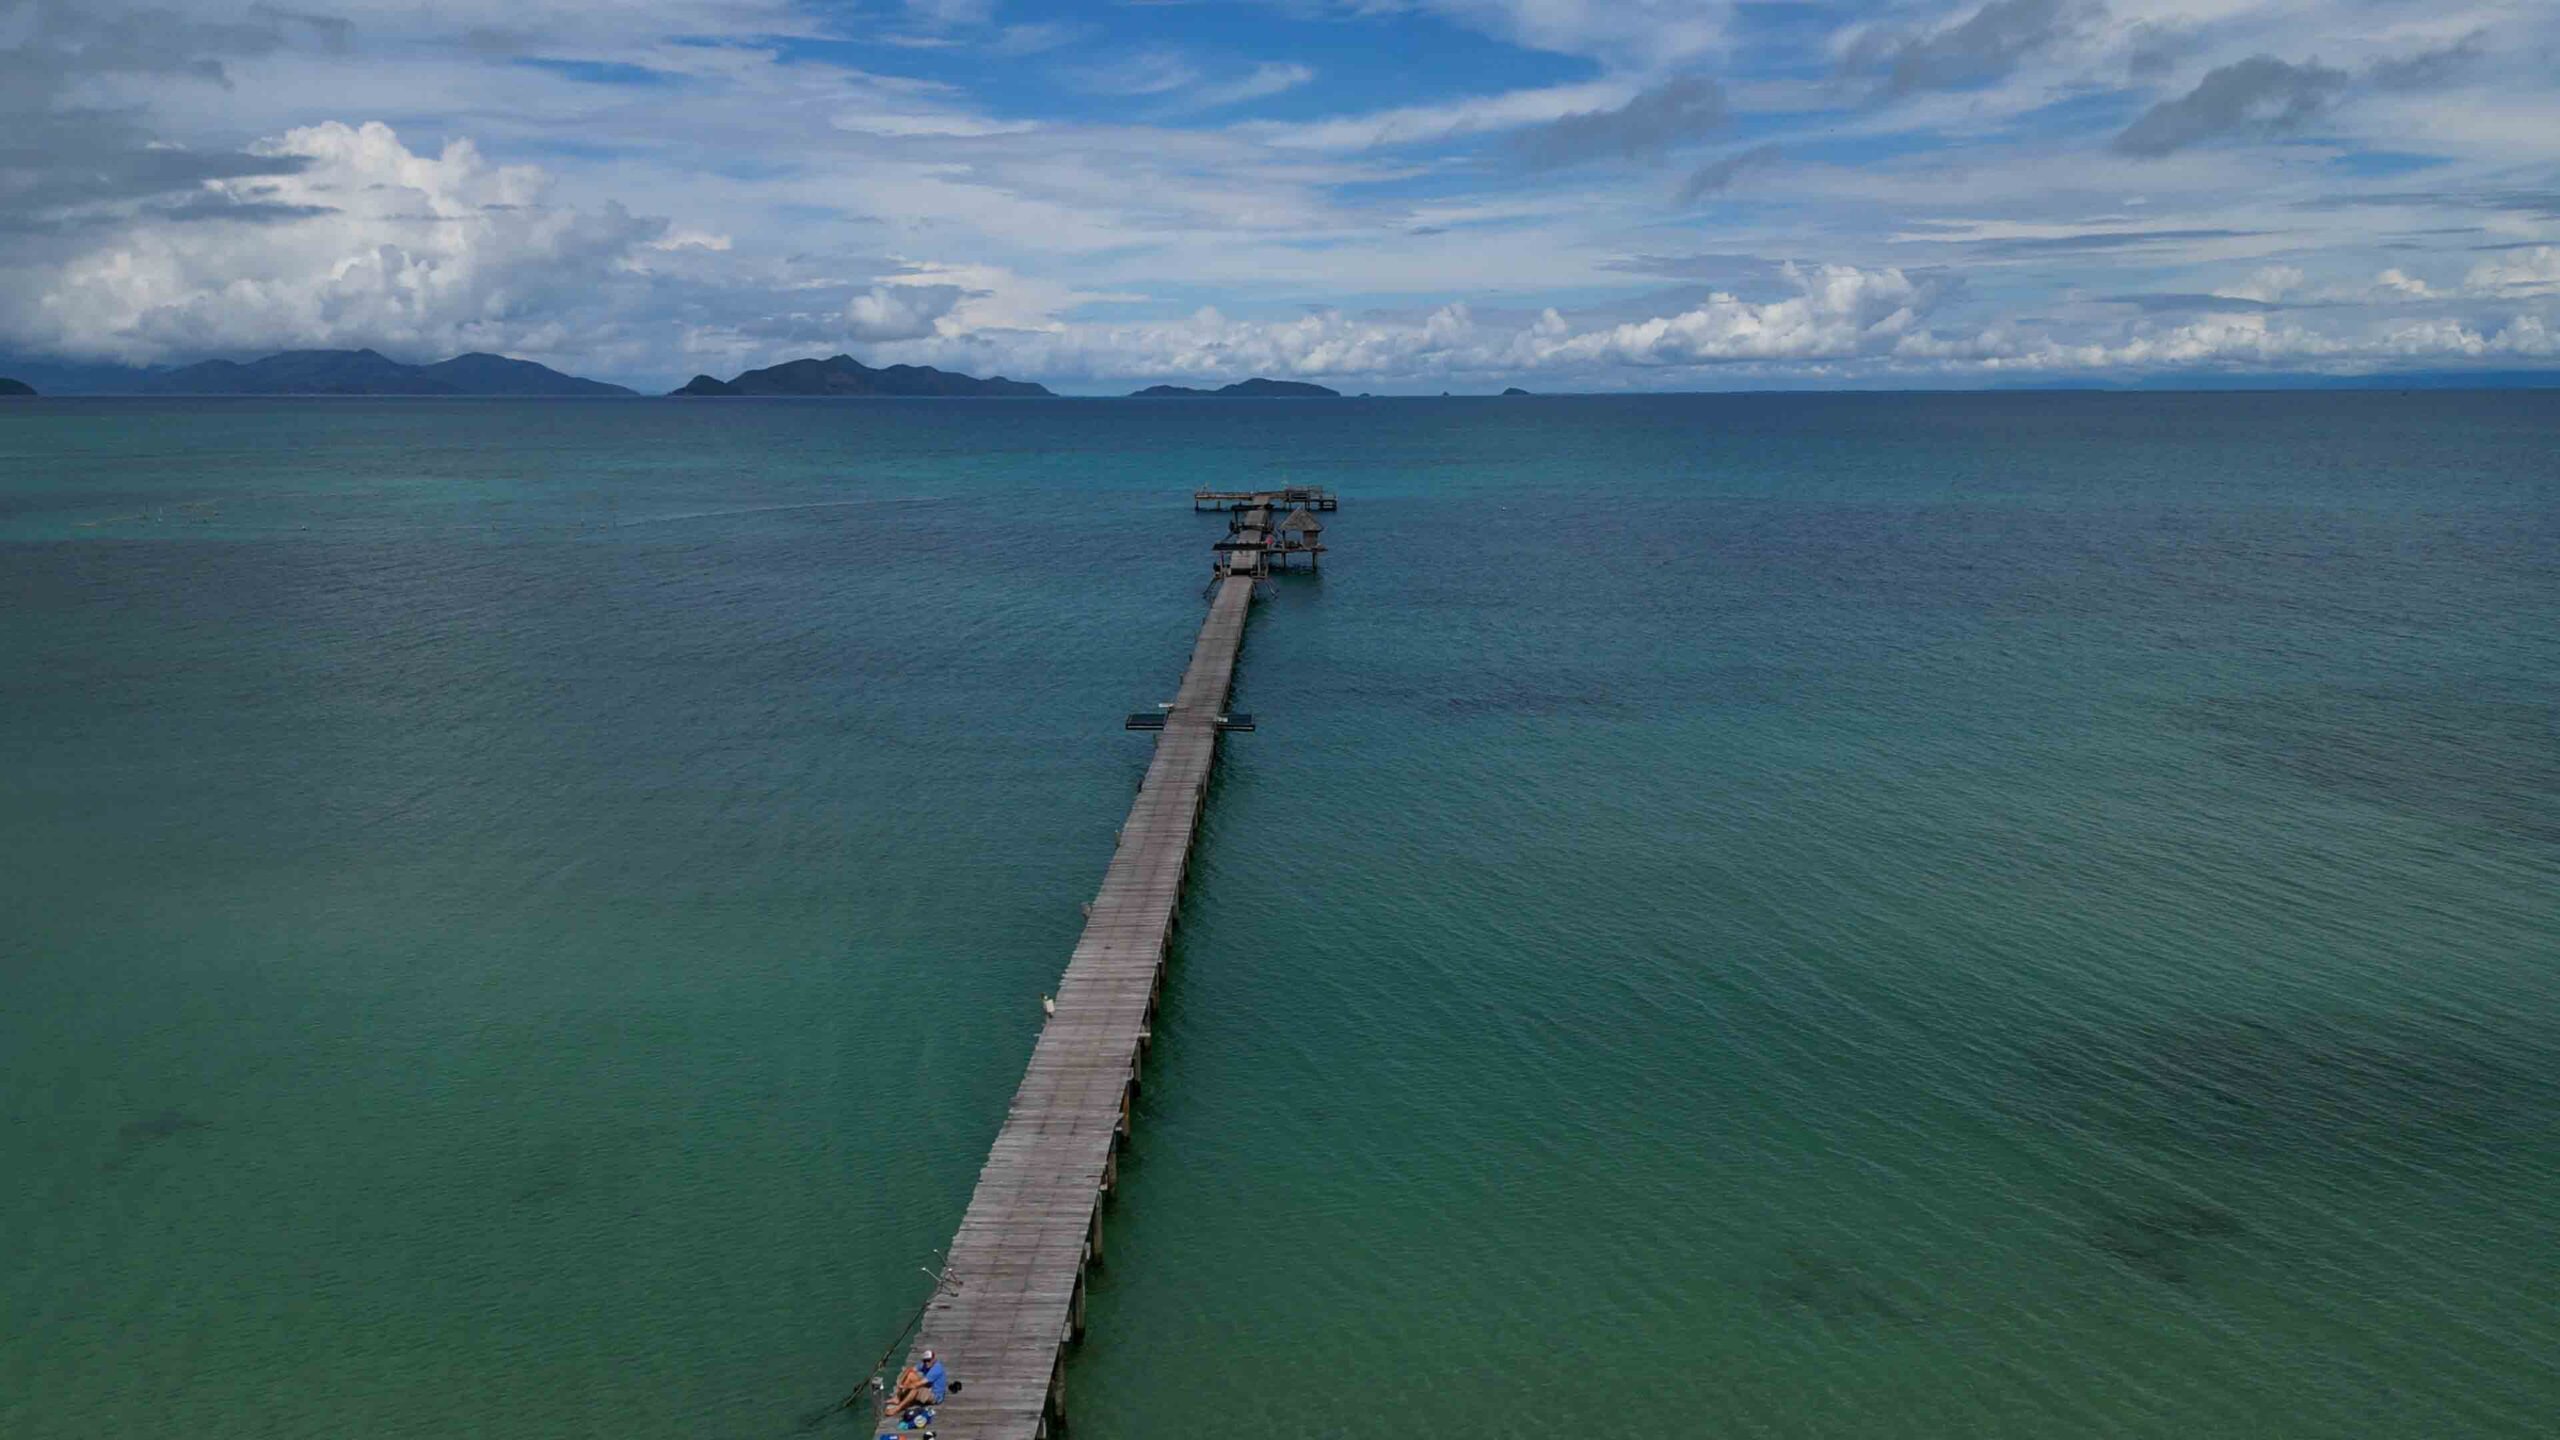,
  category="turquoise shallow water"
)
[3,394,2556,1438]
